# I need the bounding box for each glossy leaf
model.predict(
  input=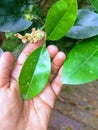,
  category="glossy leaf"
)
[1,35,25,58]
[89,0,98,13]
[66,10,98,39]
[62,36,98,85]
[19,44,51,100]
[2,36,22,52]
[0,0,33,32]
[46,0,78,40]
